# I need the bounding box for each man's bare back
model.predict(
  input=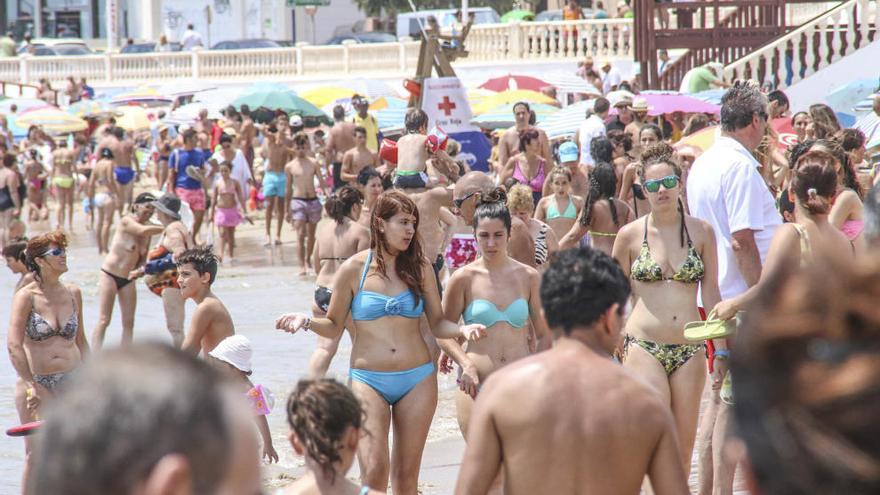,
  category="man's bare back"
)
[327,121,356,163]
